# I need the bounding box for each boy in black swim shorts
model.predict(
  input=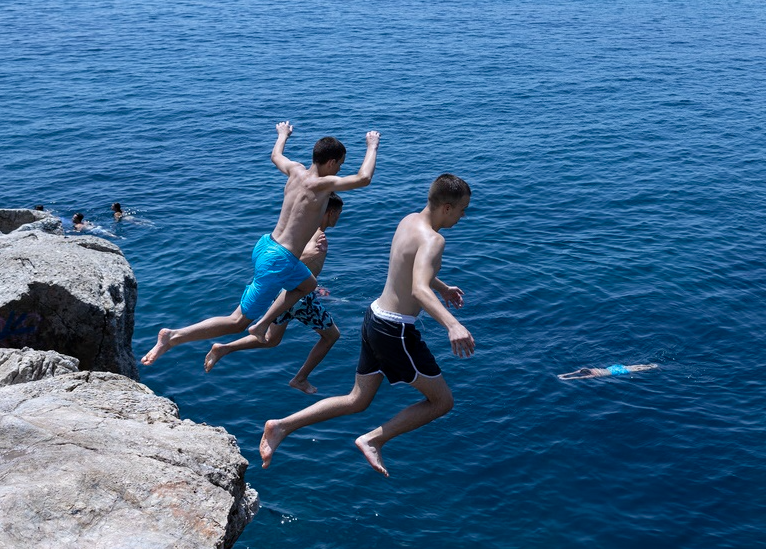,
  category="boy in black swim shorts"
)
[260,174,475,477]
